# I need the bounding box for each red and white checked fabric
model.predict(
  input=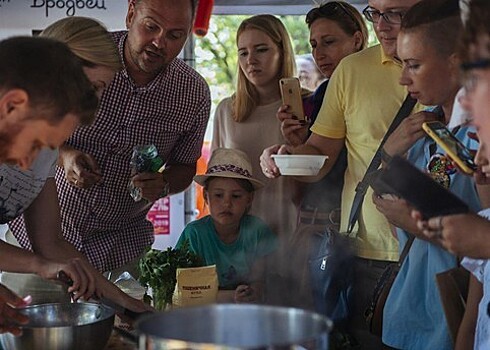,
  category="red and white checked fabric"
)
[10,31,211,272]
